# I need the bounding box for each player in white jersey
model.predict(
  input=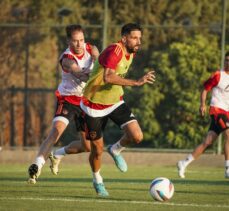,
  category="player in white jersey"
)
[177,51,229,178]
[27,24,99,184]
